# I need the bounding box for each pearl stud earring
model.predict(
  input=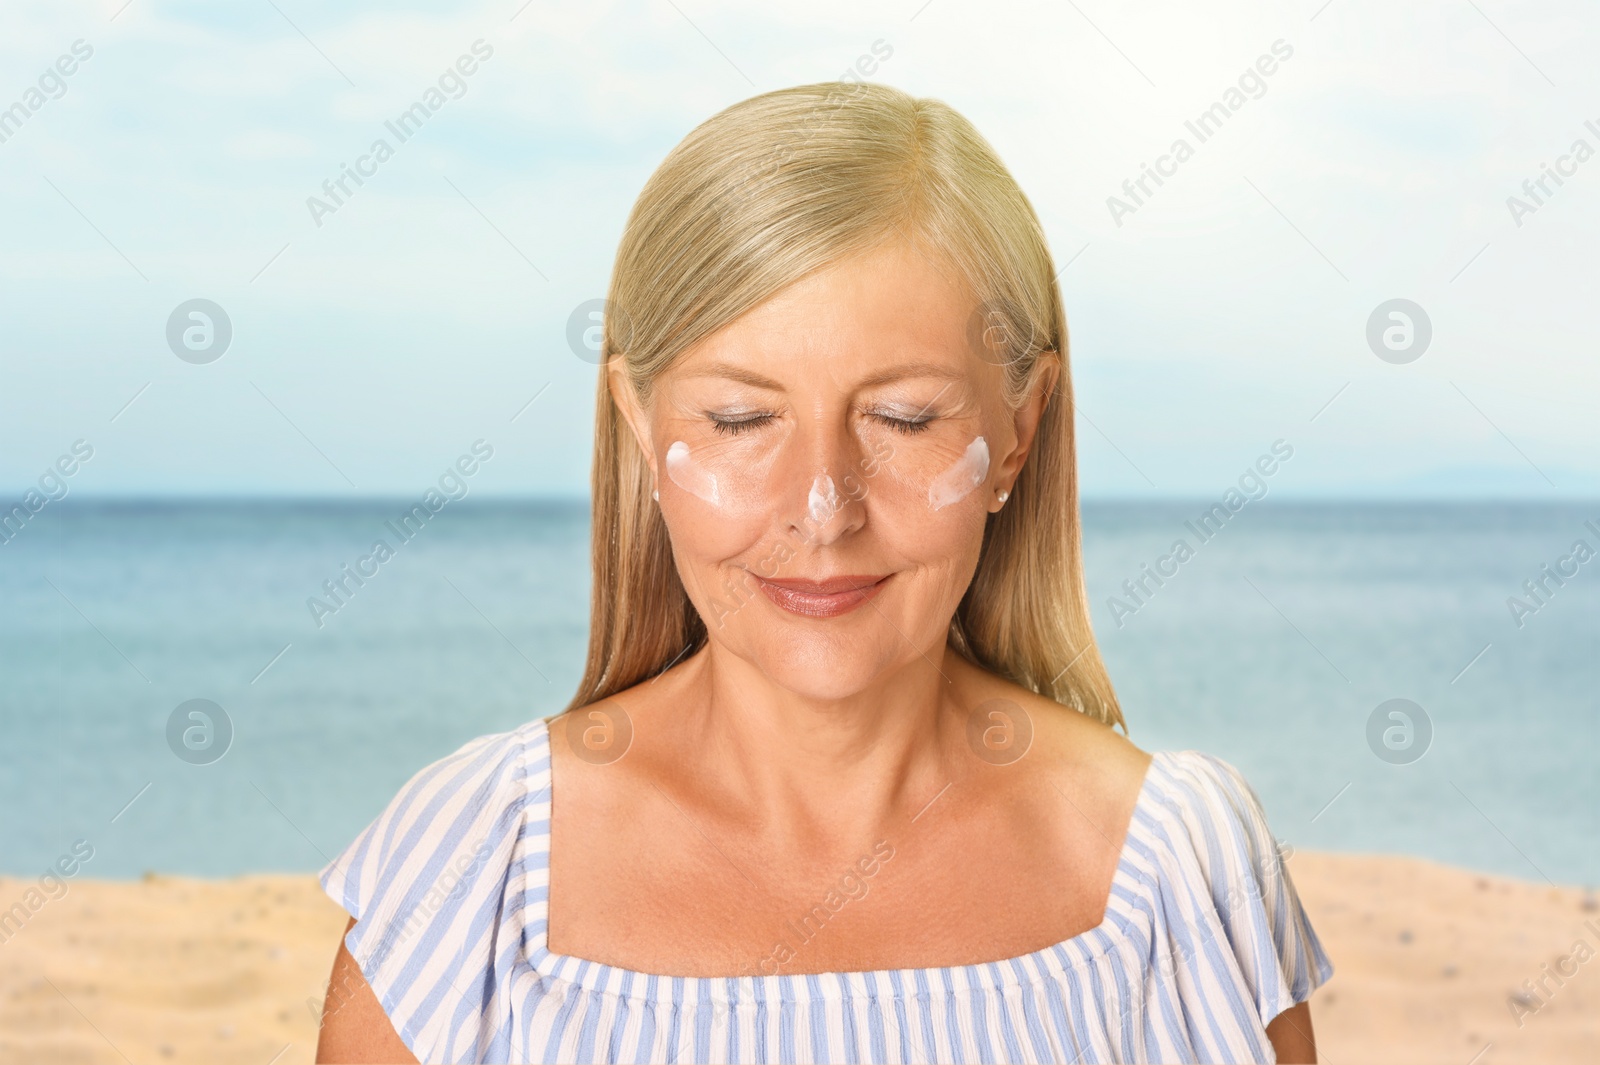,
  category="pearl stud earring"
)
[652,488,660,501]
[996,489,1010,504]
